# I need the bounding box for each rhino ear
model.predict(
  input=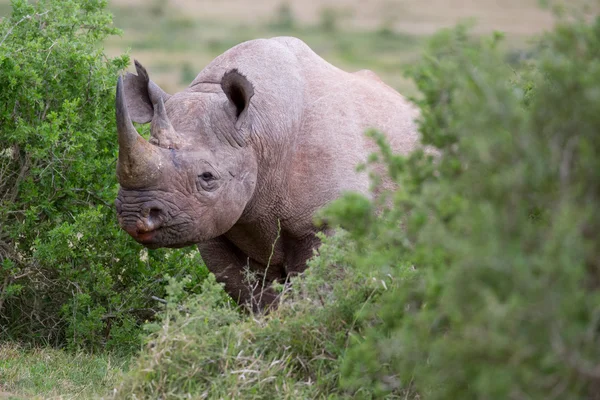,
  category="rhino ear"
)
[123,60,171,124]
[221,69,254,129]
